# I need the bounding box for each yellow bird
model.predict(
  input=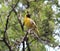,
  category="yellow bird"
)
[23,11,39,35]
